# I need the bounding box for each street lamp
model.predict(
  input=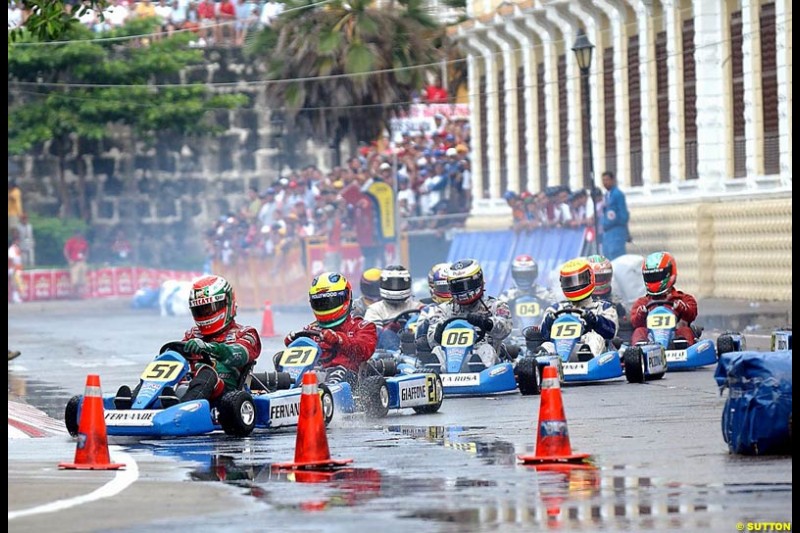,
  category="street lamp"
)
[572,30,600,255]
